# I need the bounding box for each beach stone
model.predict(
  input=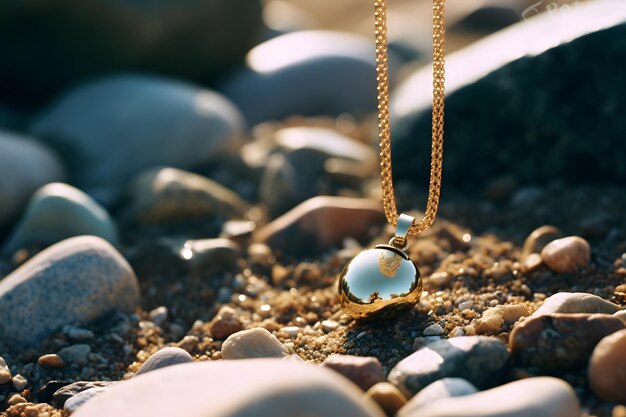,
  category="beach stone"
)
[540,236,591,273]
[0,366,10,384]
[522,225,562,258]
[0,0,263,106]
[221,328,289,359]
[391,1,626,188]
[58,344,91,366]
[365,382,408,417]
[180,239,241,273]
[589,328,626,403]
[0,130,65,229]
[11,374,27,391]
[62,326,95,342]
[255,196,385,256]
[398,377,579,417]
[388,336,510,397]
[135,347,193,377]
[53,381,118,408]
[218,31,390,126]
[510,313,625,370]
[64,387,109,414]
[32,75,245,205]
[399,378,478,416]
[322,355,385,391]
[2,183,118,255]
[475,304,530,334]
[209,306,244,340]
[423,324,444,336]
[73,359,386,417]
[126,167,247,224]
[614,309,626,324]
[38,354,65,368]
[0,236,139,347]
[532,292,621,317]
